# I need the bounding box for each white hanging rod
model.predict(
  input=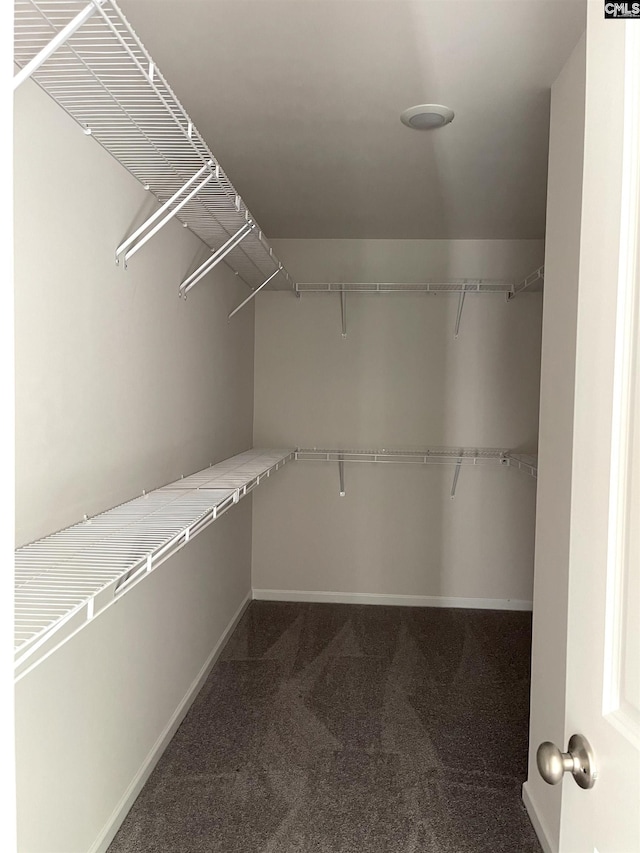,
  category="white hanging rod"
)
[13,0,106,90]
[14,0,296,294]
